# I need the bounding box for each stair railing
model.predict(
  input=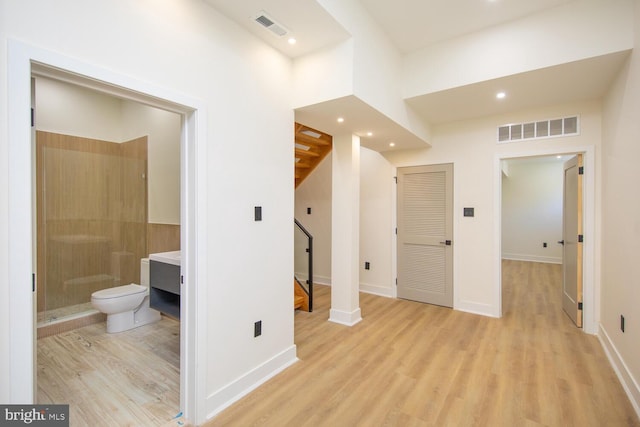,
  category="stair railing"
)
[294,219,313,312]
